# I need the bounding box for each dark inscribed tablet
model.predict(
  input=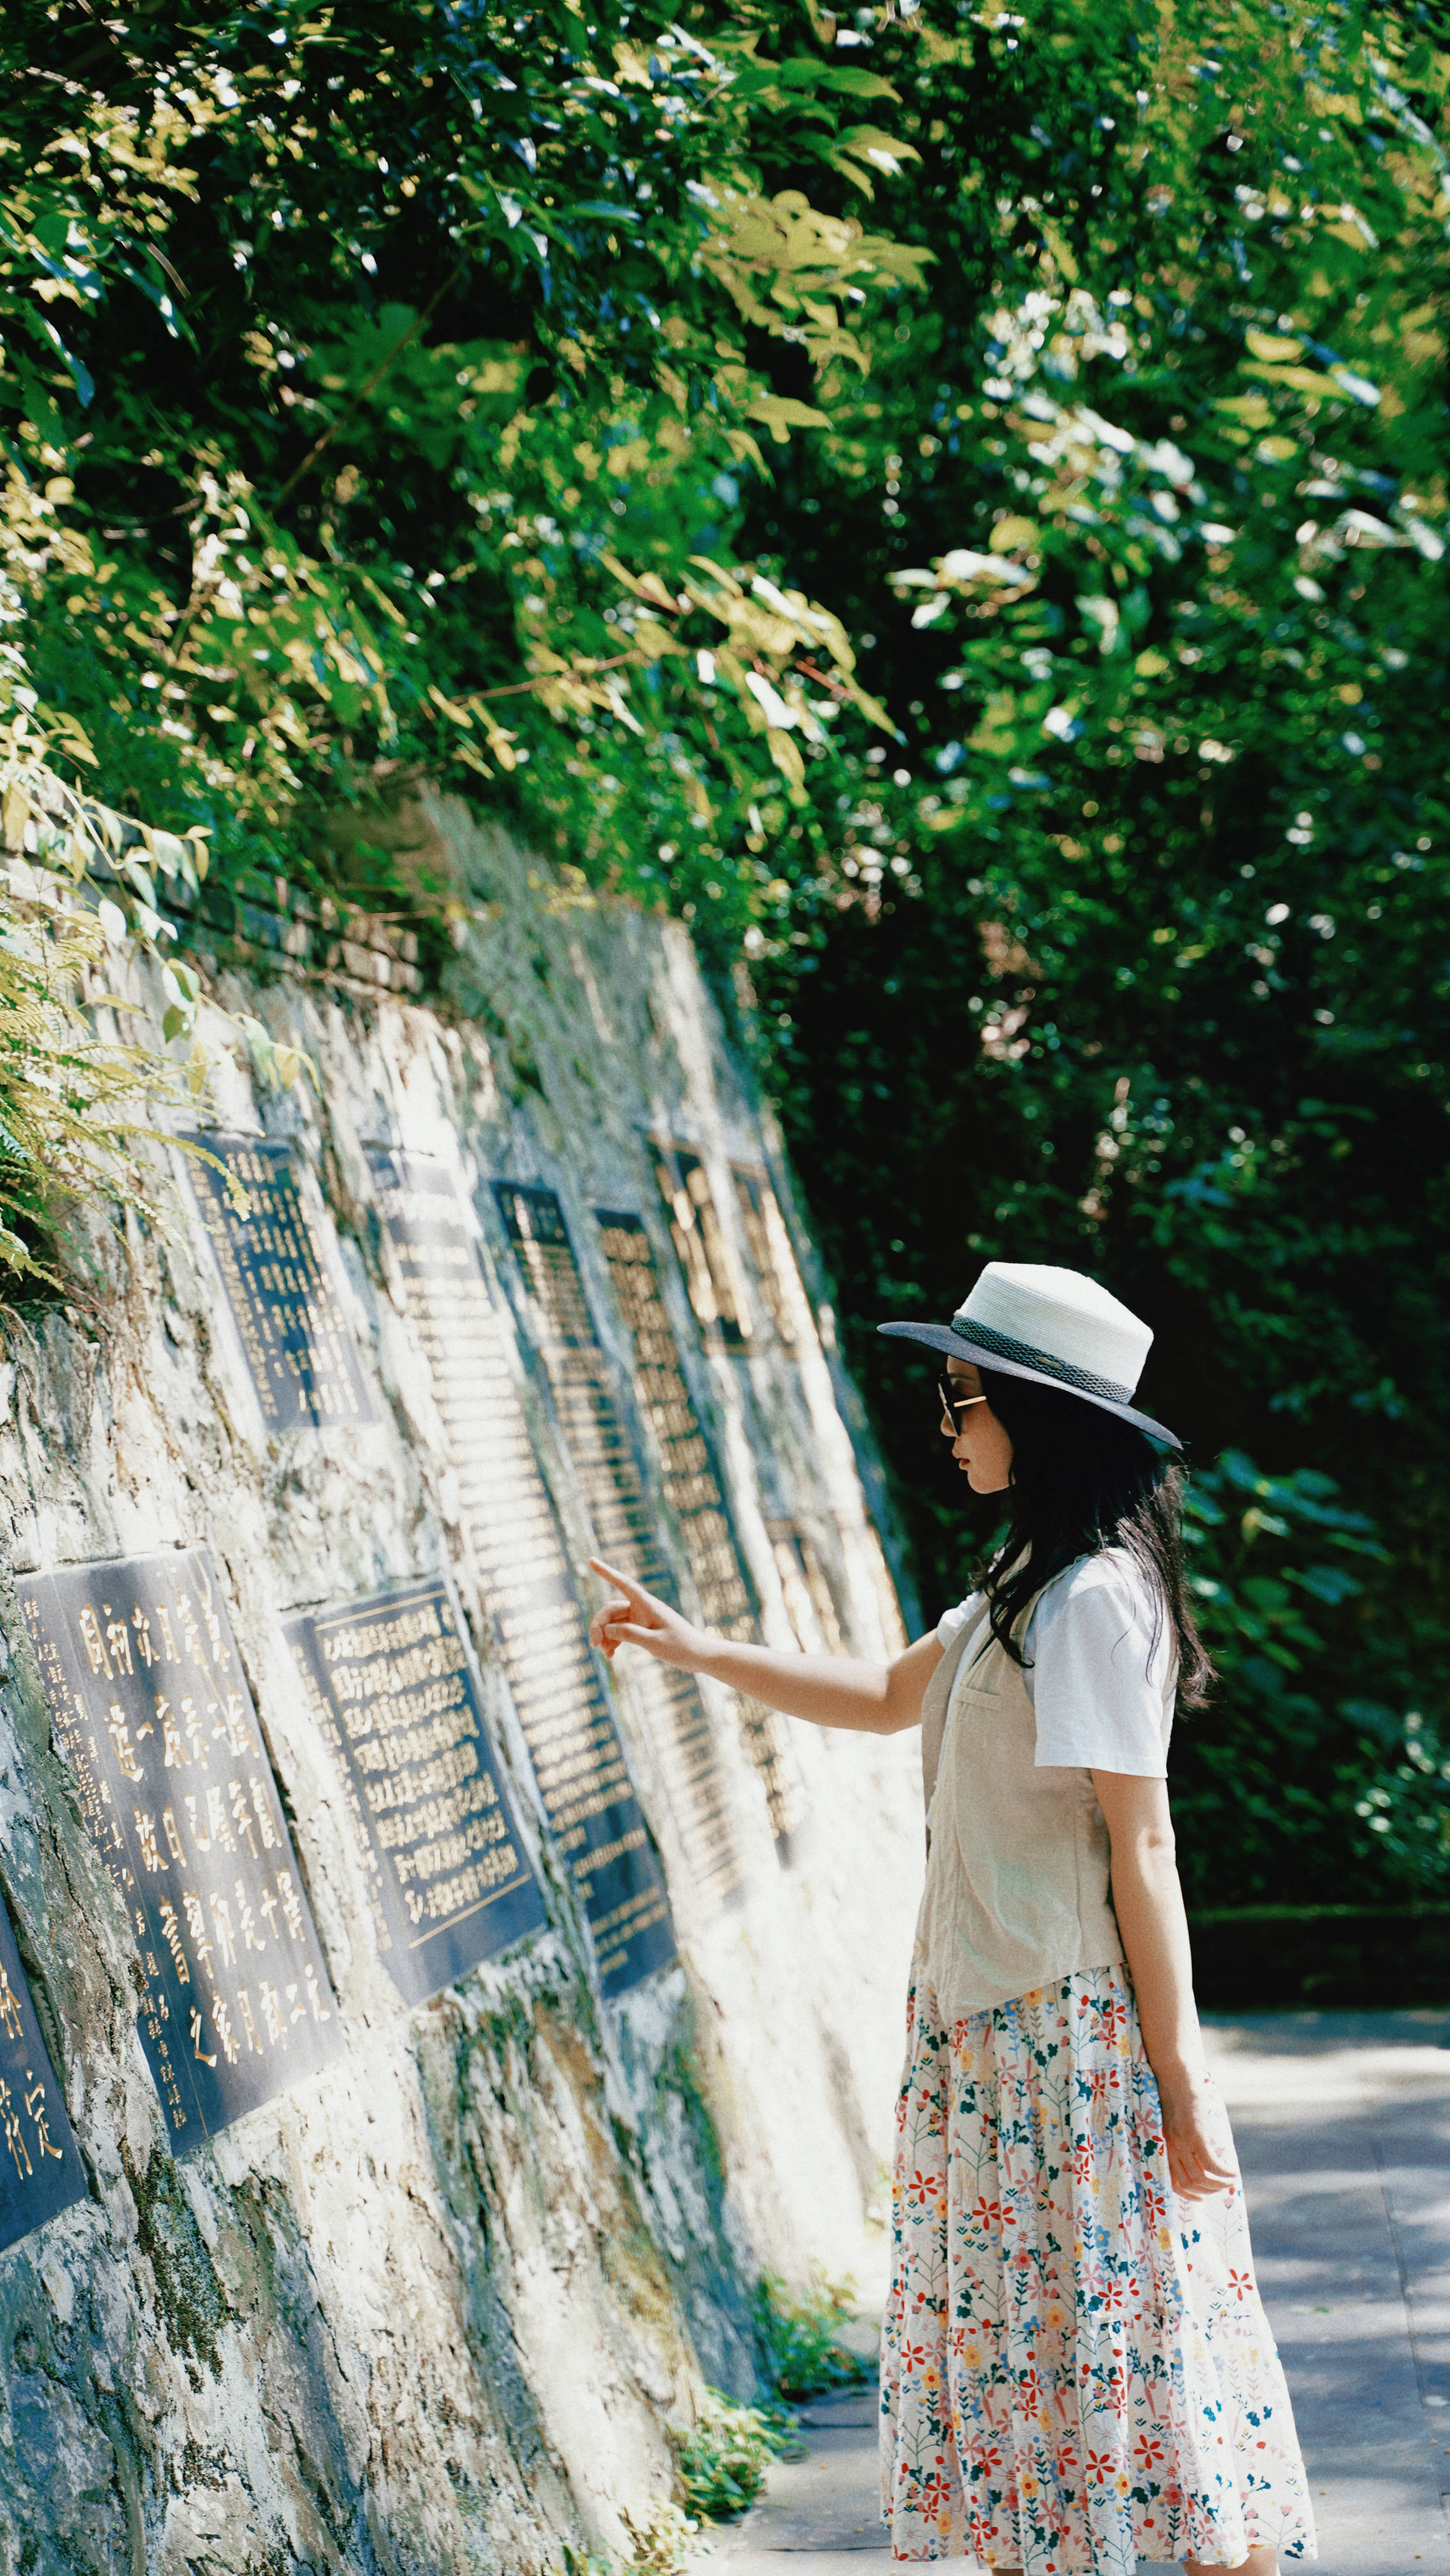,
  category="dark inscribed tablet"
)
[285,1575,546,2005]
[20,1552,344,2150]
[190,1135,374,1431]
[495,1182,742,1916]
[366,1151,675,1996]
[0,1890,87,2252]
